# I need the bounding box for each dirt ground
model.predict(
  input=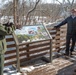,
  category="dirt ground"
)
[19,55,76,75]
[4,51,76,75]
